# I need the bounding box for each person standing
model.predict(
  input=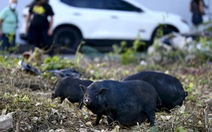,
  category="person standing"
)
[26,0,54,50]
[0,0,18,52]
[190,0,204,26]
